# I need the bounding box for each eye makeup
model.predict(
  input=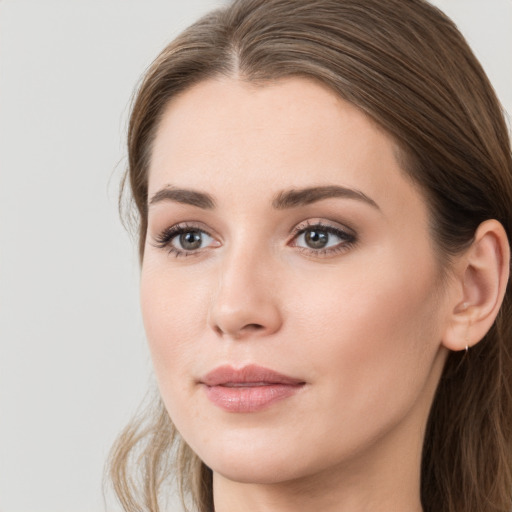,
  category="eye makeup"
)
[151,218,357,259]
[289,219,357,258]
[152,222,218,257]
